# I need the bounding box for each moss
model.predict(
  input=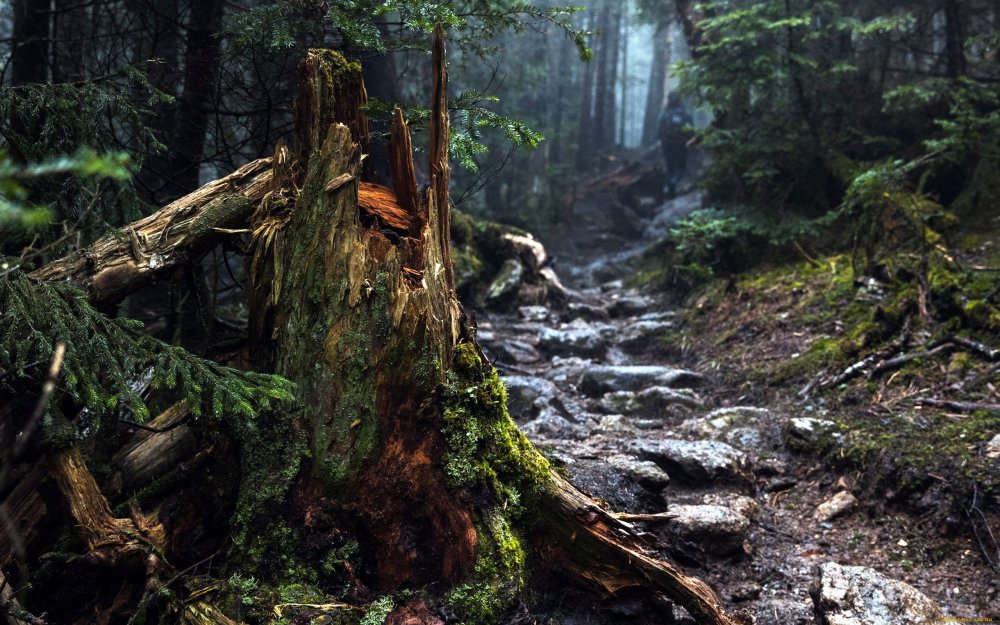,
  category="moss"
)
[438,343,547,624]
[963,299,1000,330]
[189,196,251,237]
[441,343,550,512]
